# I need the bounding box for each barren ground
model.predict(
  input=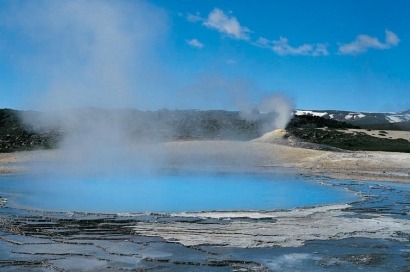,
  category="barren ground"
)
[0,134,409,182]
[338,128,410,141]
